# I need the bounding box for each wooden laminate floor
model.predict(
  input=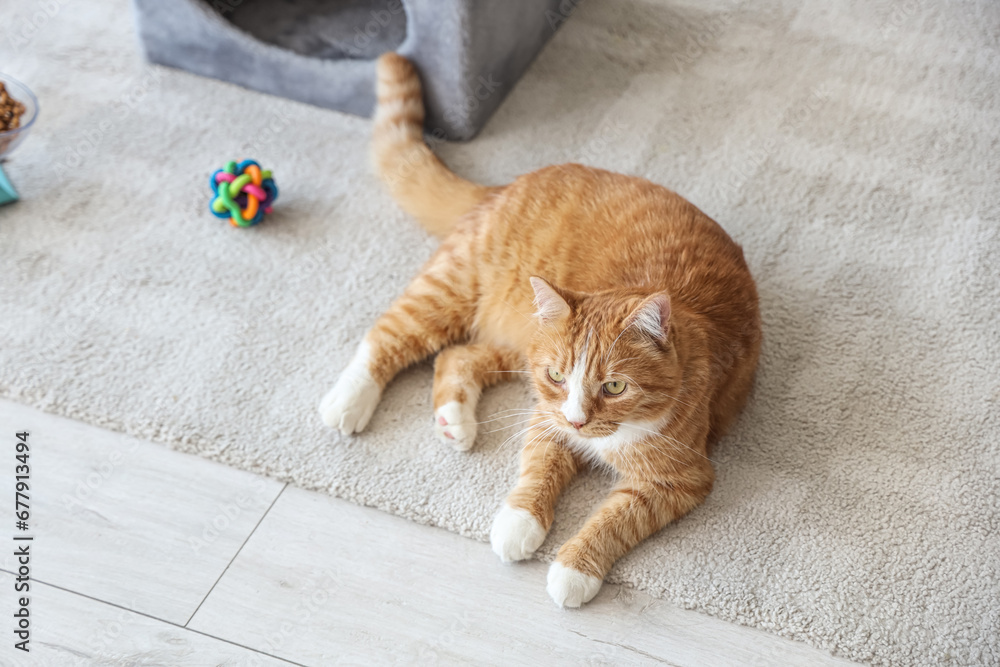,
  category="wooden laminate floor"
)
[0,400,858,666]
